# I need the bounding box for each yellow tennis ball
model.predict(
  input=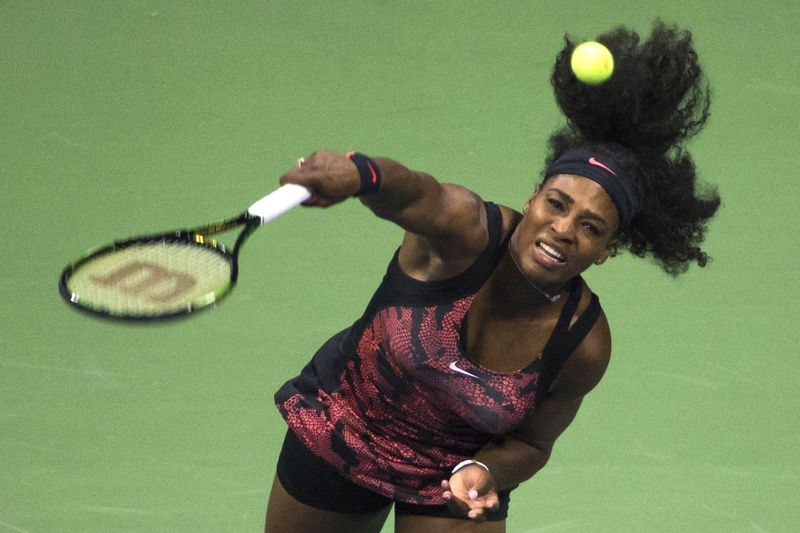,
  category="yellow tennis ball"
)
[570,41,614,85]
